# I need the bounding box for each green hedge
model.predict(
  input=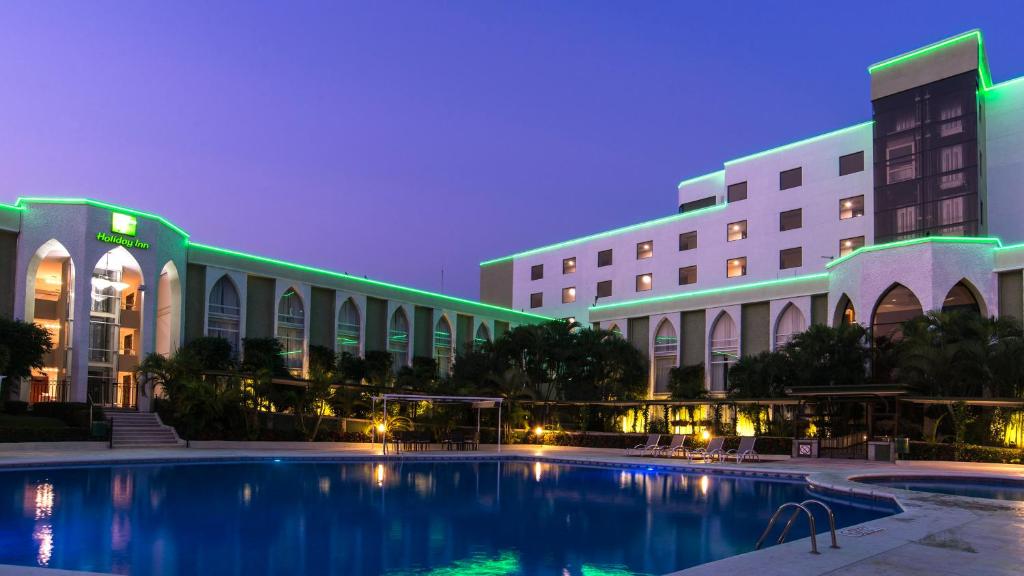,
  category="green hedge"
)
[31,402,102,427]
[0,428,93,442]
[904,441,1024,464]
[1,401,28,415]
